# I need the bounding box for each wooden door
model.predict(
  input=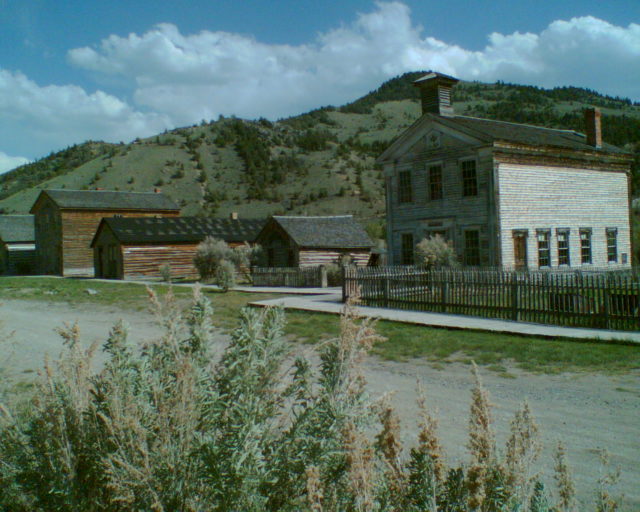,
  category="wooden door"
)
[513,233,527,270]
